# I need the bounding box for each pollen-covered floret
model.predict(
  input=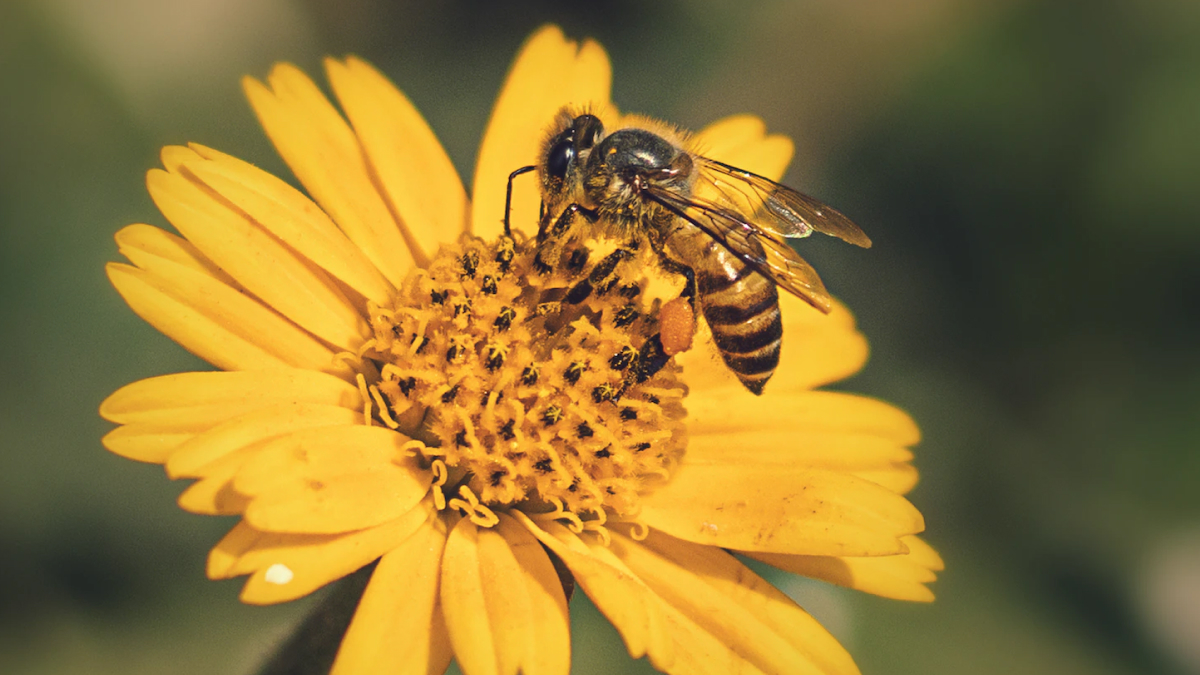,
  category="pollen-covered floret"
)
[367,234,687,523]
